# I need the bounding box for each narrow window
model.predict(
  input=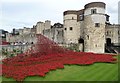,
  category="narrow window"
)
[70,27,73,30]
[118,31,120,35]
[95,44,97,47]
[79,15,84,21]
[95,23,100,27]
[64,28,67,30]
[58,31,59,34]
[107,31,109,36]
[72,17,74,20]
[106,16,109,21]
[87,35,89,40]
[91,9,97,14]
